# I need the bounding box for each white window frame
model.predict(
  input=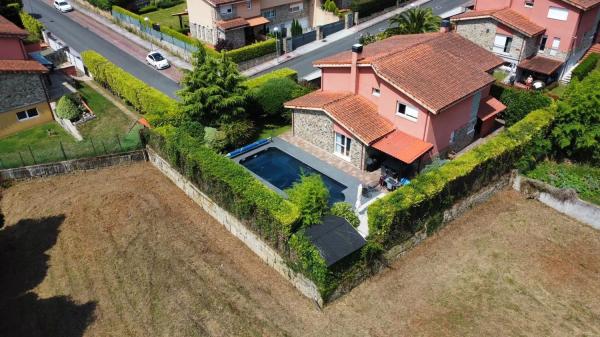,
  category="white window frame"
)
[220,4,233,15]
[289,2,303,13]
[493,34,512,54]
[550,37,560,55]
[16,108,39,122]
[539,35,548,52]
[334,132,351,160]
[548,7,568,21]
[396,102,418,121]
[372,88,380,97]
